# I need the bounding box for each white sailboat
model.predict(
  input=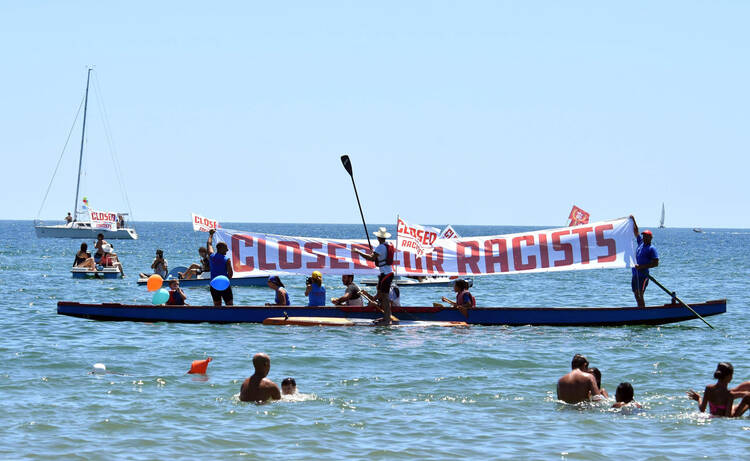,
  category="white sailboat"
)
[35,68,138,239]
[658,203,665,229]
